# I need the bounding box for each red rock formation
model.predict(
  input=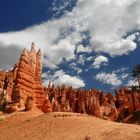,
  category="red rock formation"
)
[42,95,52,113]
[1,42,140,124]
[42,83,140,123]
[34,48,46,109]
[0,66,17,103]
[12,46,35,109]
[11,43,47,110]
[115,86,140,122]
[25,96,34,111]
[0,72,6,89]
